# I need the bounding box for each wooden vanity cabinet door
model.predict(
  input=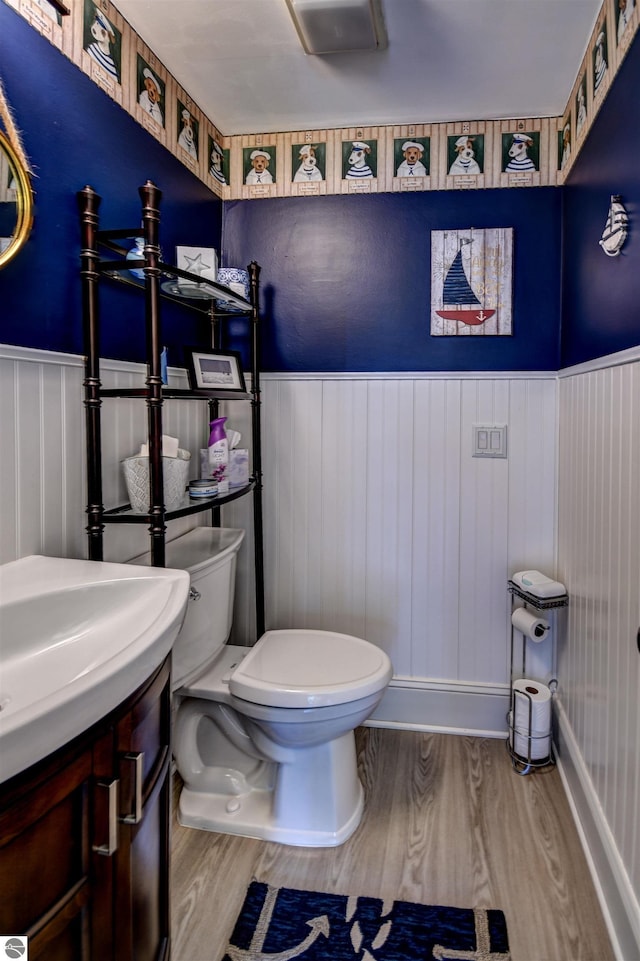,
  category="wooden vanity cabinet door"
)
[0,744,94,961]
[114,657,172,961]
[0,656,171,961]
[89,729,117,961]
